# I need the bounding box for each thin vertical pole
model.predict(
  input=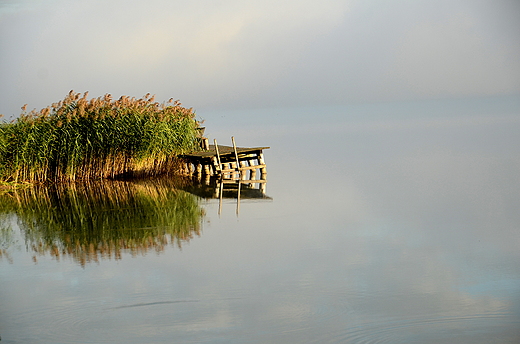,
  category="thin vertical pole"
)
[214,139,222,174]
[231,136,240,171]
